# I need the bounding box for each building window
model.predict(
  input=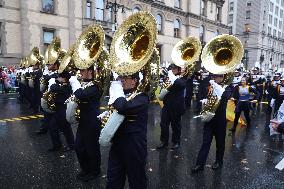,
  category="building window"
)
[275,6,279,15]
[0,22,2,54]
[246,10,251,19]
[201,0,206,16]
[174,0,180,8]
[244,23,251,32]
[228,14,233,24]
[263,10,266,19]
[229,26,232,34]
[279,31,282,38]
[86,1,91,19]
[270,2,274,12]
[282,0,284,7]
[273,29,277,36]
[42,0,54,13]
[133,7,141,13]
[199,25,205,42]
[174,19,181,38]
[280,9,283,17]
[247,2,251,7]
[268,26,271,34]
[274,18,278,27]
[279,21,282,29]
[269,15,272,24]
[216,7,222,21]
[43,29,55,51]
[156,14,162,34]
[95,0,104,21]
[229,2,234,11]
